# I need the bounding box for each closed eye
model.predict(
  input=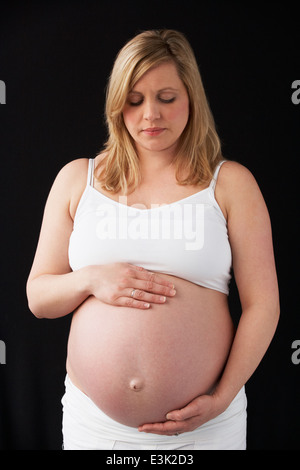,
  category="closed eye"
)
[129,97,176,106]
[129,99,143,107]
[159,97,175,104]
